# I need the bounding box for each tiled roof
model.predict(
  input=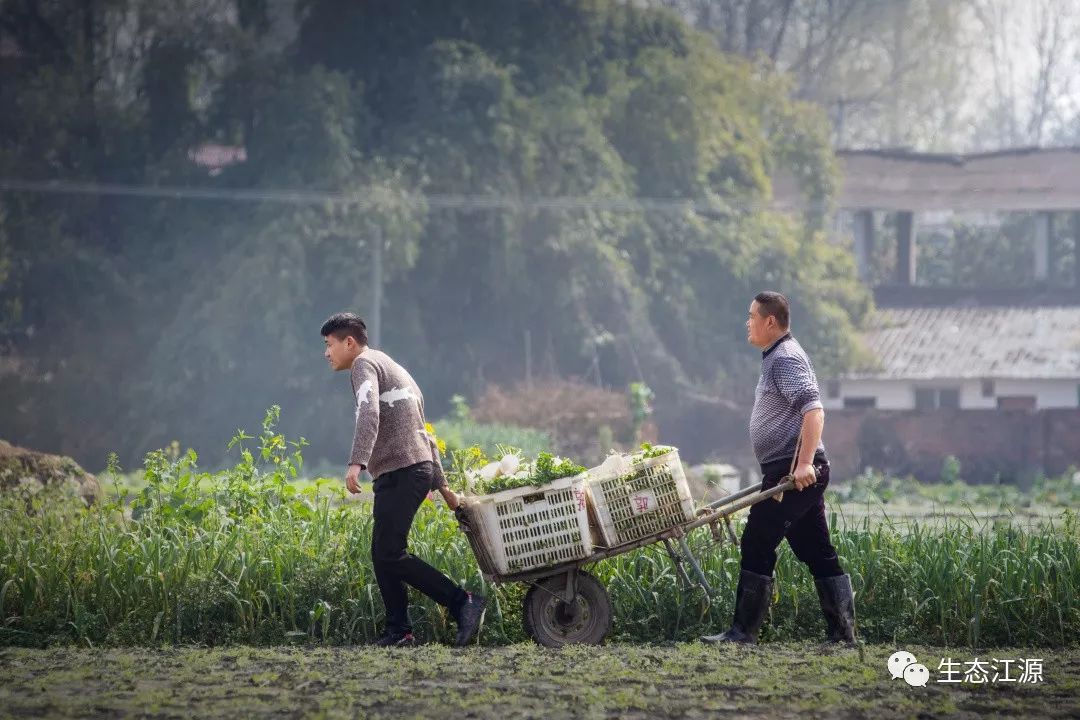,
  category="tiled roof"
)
[844,306,1080,380]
